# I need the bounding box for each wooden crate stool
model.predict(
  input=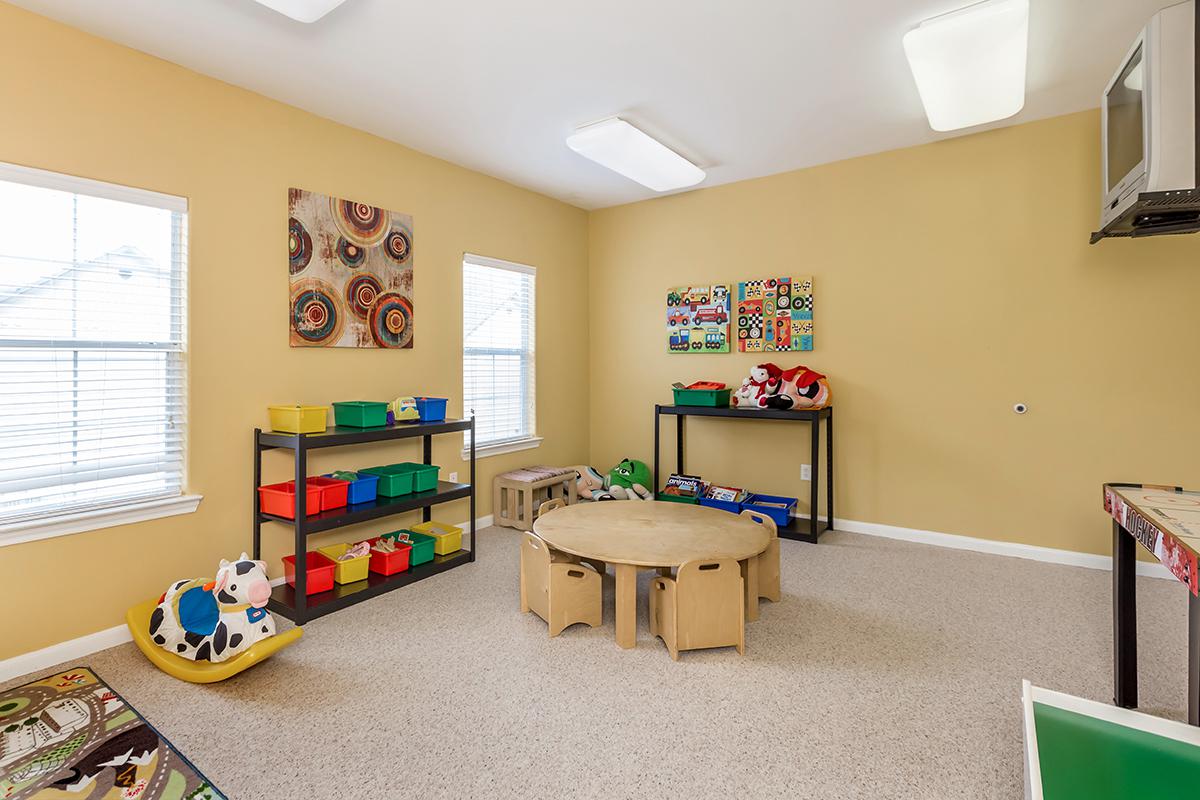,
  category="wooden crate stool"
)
[649,557,745,661]
[495,466,577,530]
[741,509,781,603]
[519,531,602,637]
